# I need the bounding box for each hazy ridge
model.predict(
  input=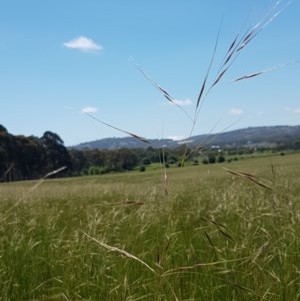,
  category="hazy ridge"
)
[72,125,300,150]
